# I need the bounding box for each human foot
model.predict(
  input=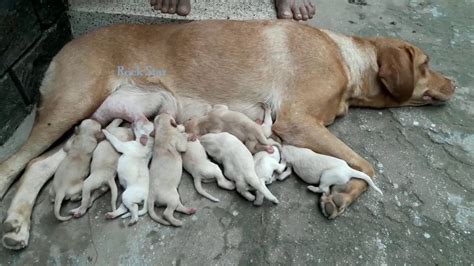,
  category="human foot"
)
[150,0,191,16]
[275,0,316,21]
